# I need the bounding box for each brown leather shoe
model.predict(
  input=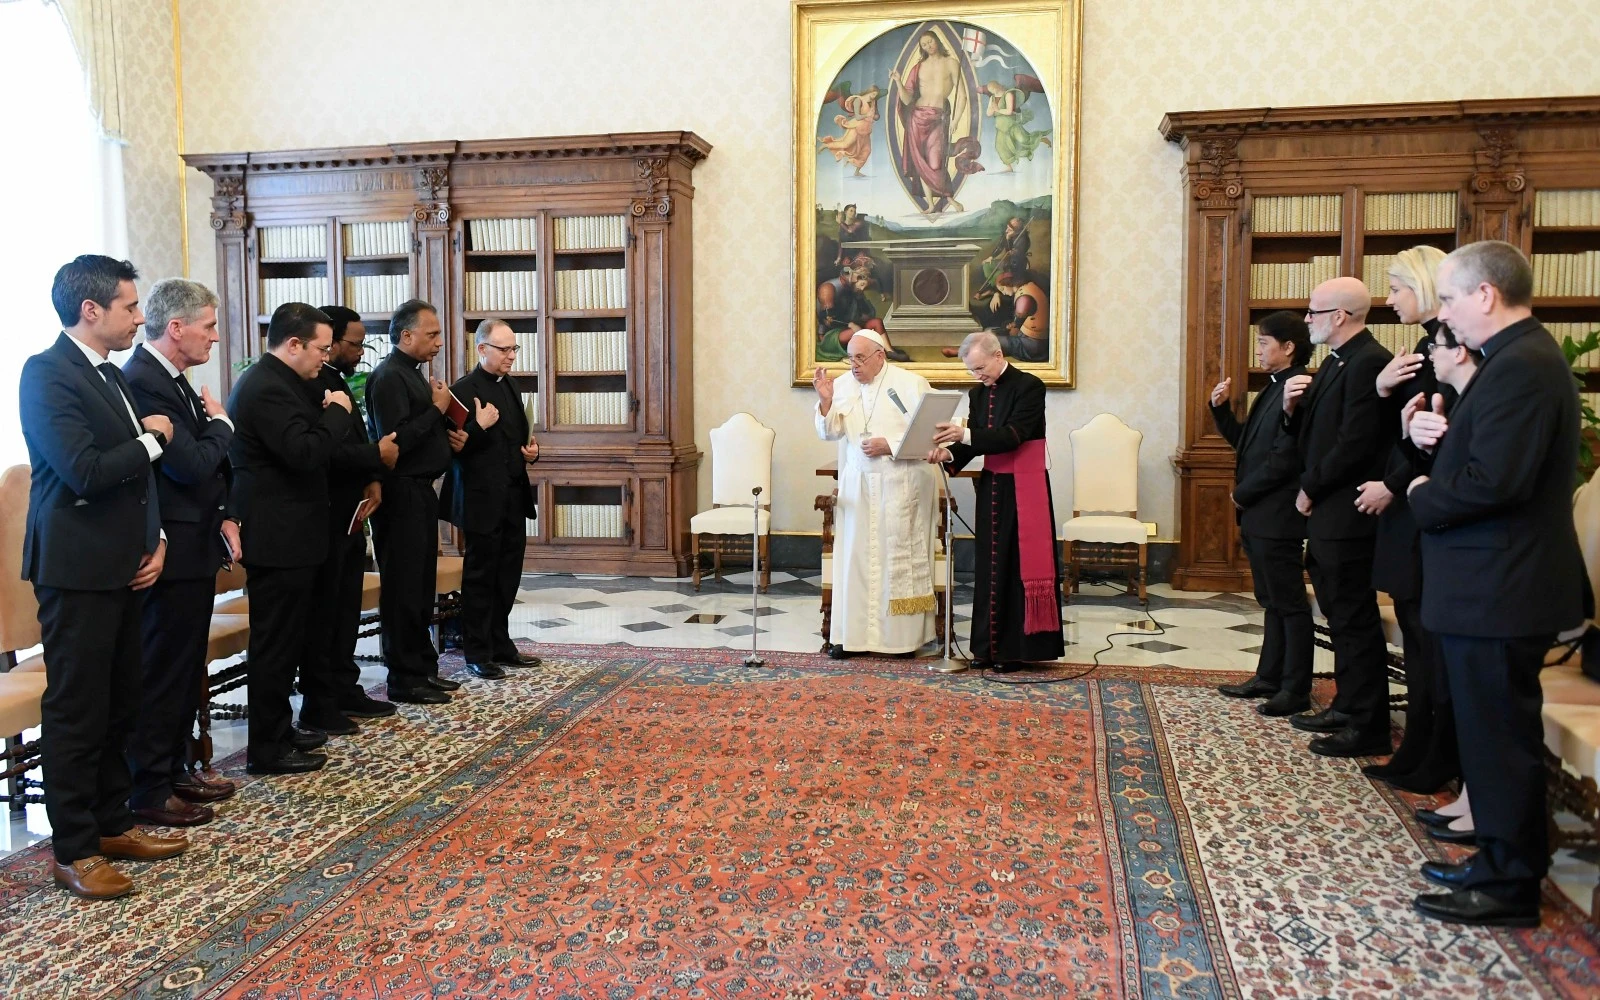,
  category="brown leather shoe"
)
[99,828,189,861]
[172,772,236,803]
[53,856,133,900]
[132,795,214,827]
